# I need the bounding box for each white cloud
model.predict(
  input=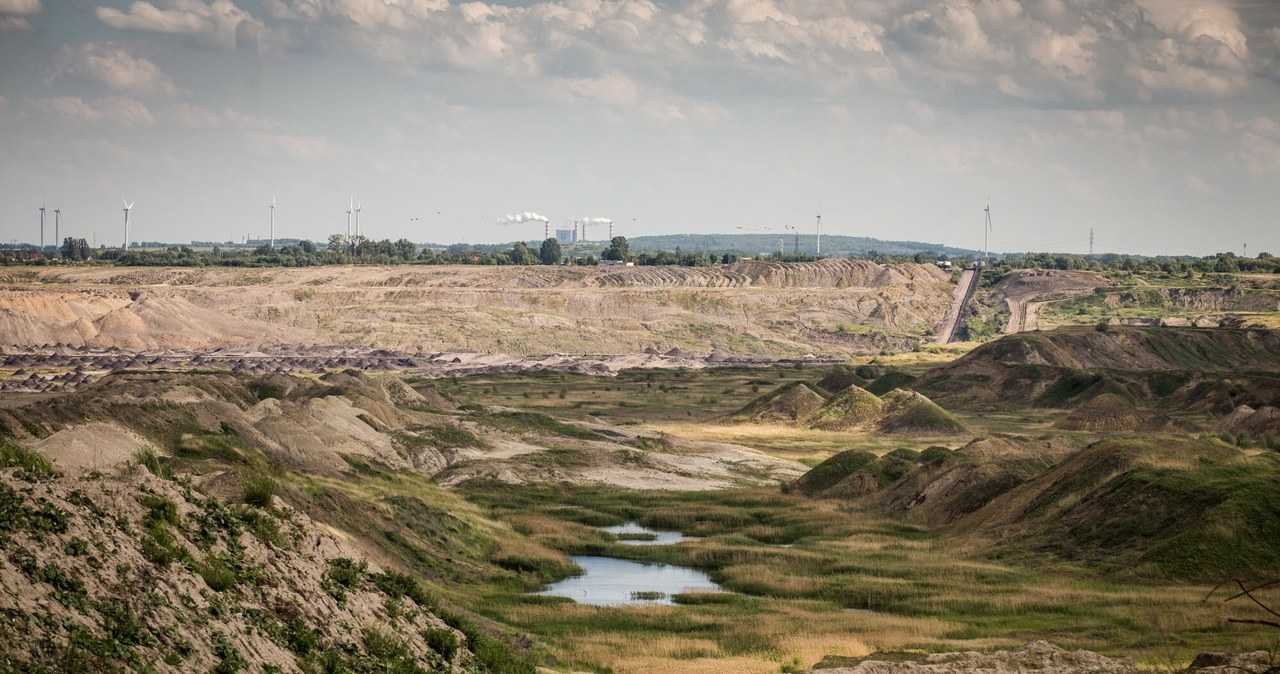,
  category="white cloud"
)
[0,0,41,14]
[1183,173,1218,195]
[24,95,156,127]
[49,43,178,97]
[245,131,333,159]
[94,0,258,48]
